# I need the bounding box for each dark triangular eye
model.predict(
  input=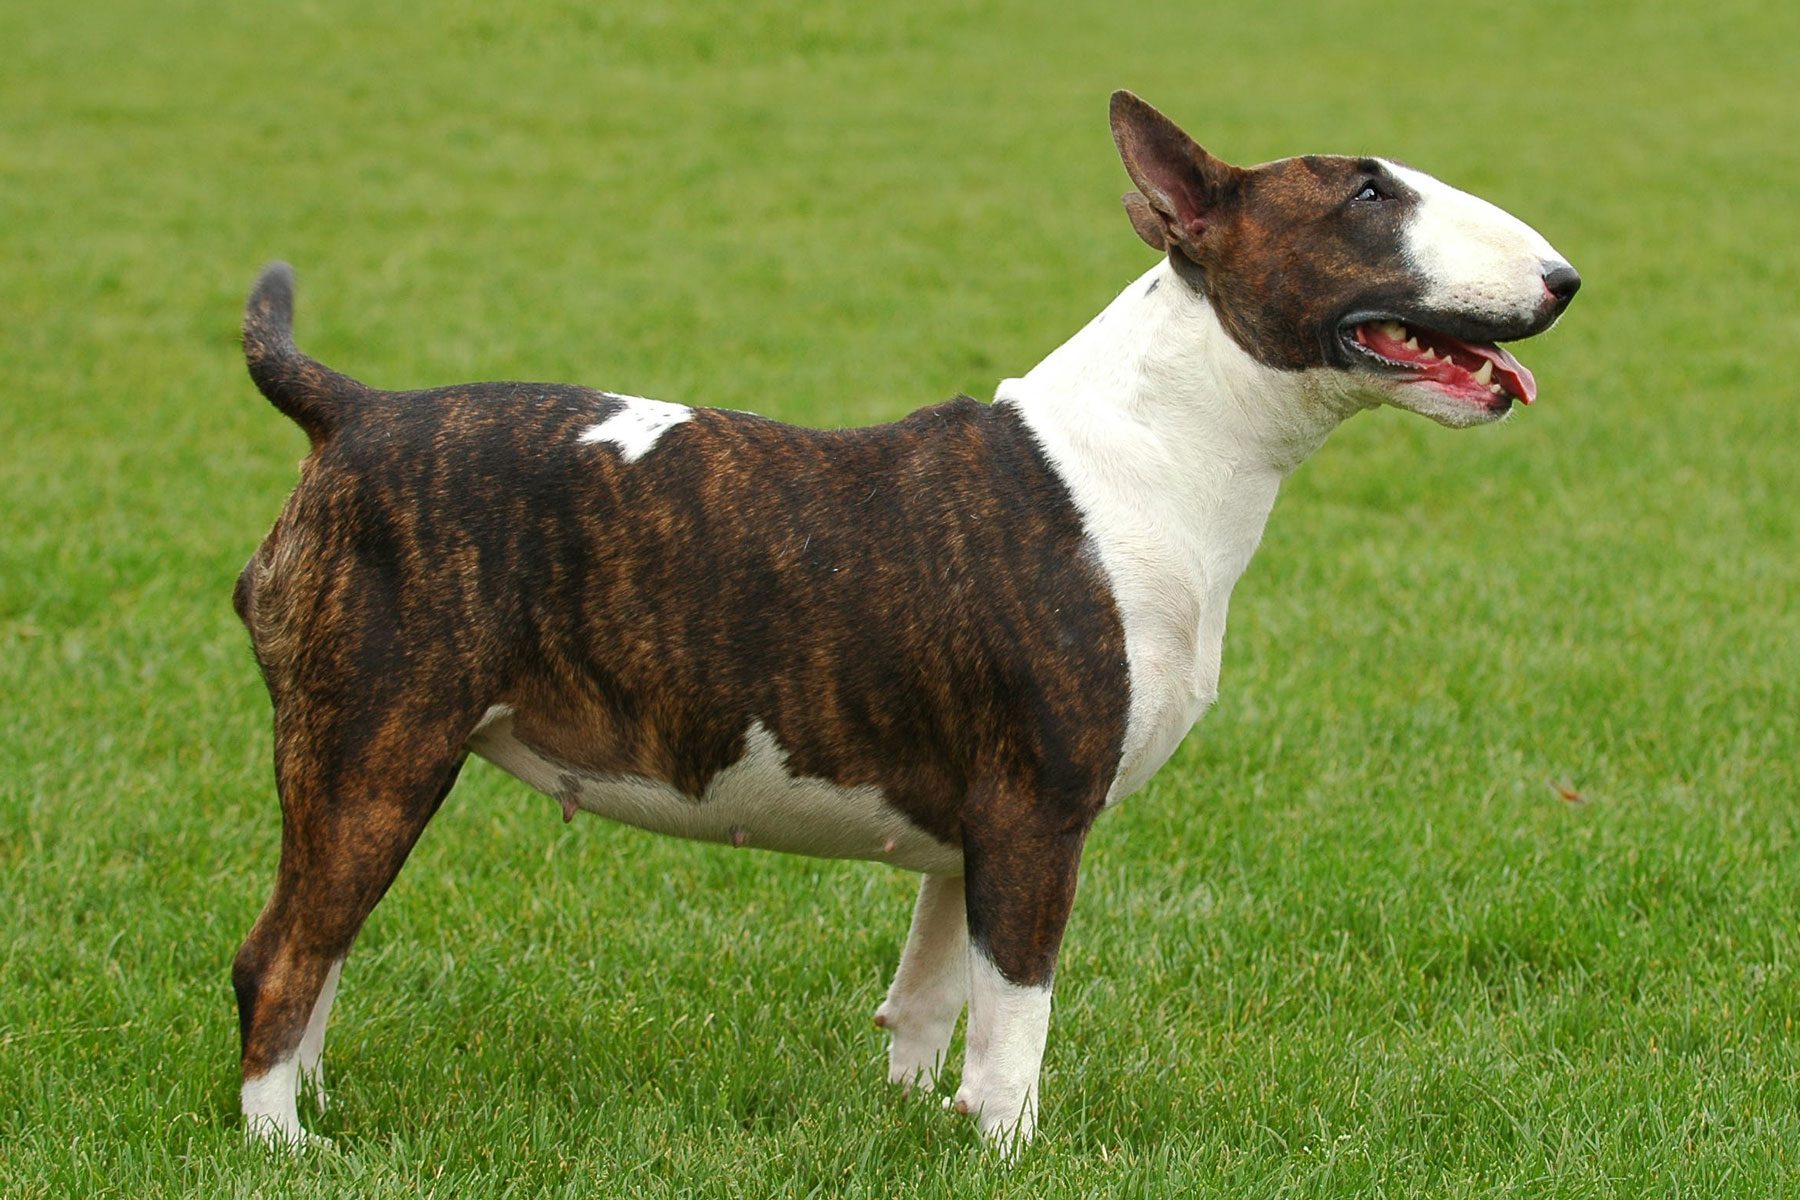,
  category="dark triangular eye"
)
[1353,181,1389,203]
